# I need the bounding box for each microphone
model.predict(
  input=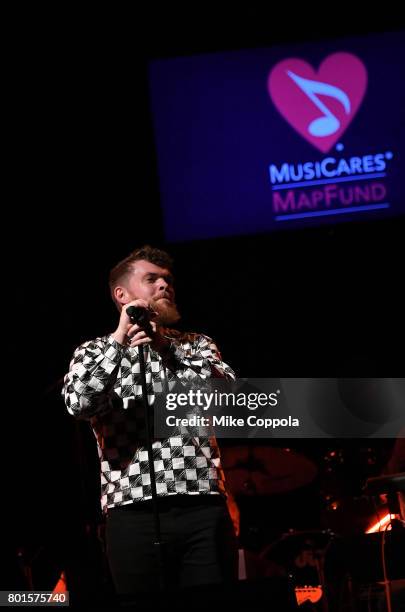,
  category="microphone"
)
[126,305,154,335]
